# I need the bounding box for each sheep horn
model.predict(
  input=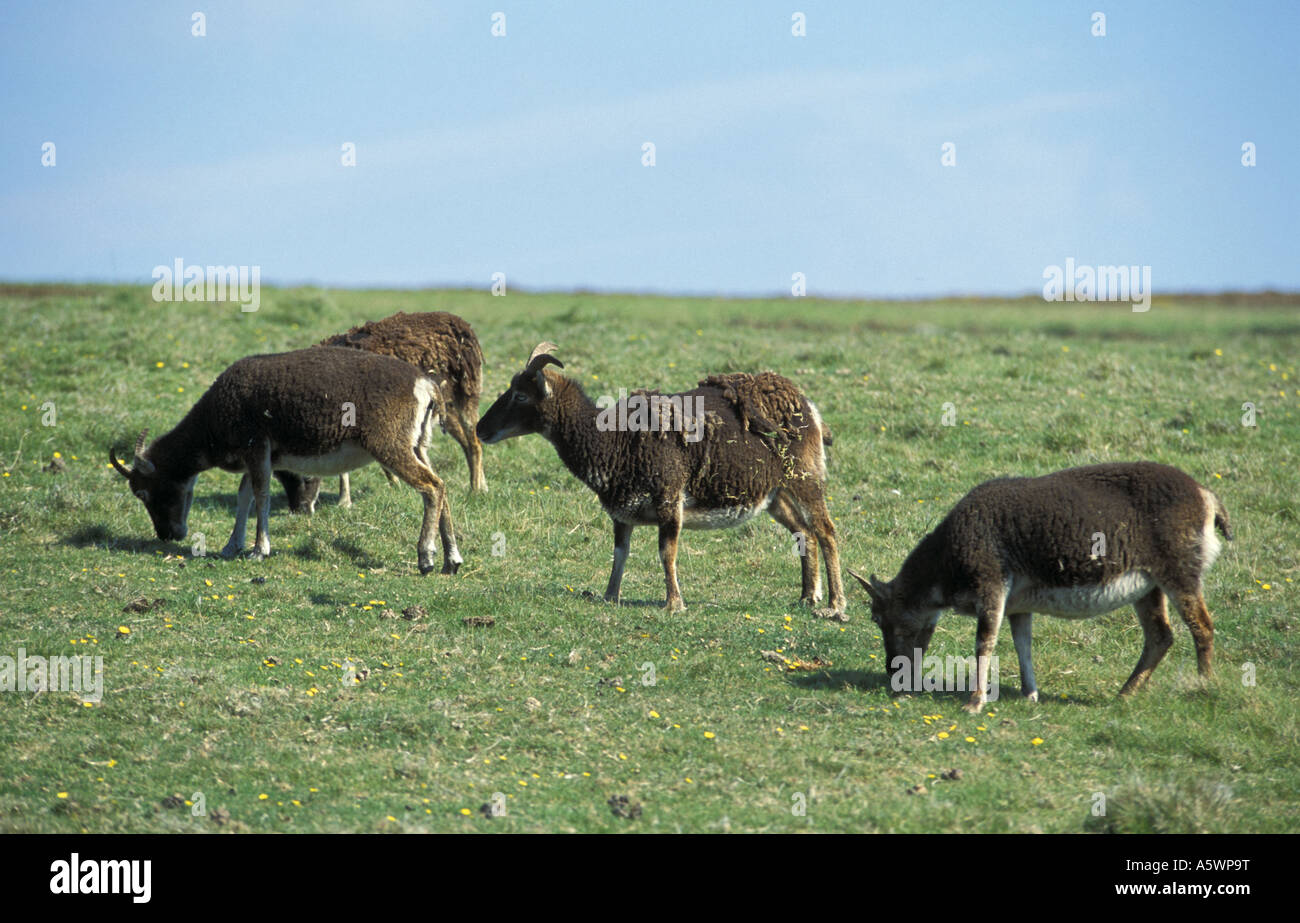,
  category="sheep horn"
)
[108,448,132,479]
[525,342,564,377]
[131,430,155,475]
[526,342,562,368]
[847,568,887,602]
